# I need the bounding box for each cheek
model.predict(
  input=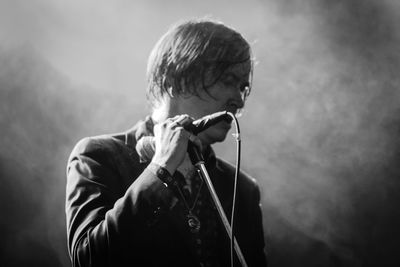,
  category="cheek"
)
[180,98,214,118]
[201,101,224,116]
[184,87,228,117]
[201,86,229,107]
[195,104,218,118]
